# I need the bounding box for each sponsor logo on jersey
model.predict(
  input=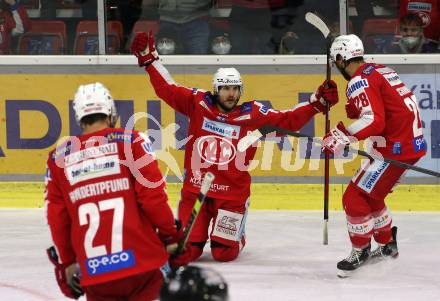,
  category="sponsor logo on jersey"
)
[259,105,269,115]
[69,177,130,203]
[106,132,133,143]
[408,2,432,11]
[358,161,389,193]
[374,211,391,229]
[240,102,252,114]
[362,65,375,75]
[383,72,402,86]
[347,220,373,235]
[202,117,240,139]
[347,78,369,97]
[64,143,118,166]
[86,249,135,276]
[413,135,427,152]
[212,209,243,241]
[392,142,402,155]
[66,155,121,185]
[196,135,237,165]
